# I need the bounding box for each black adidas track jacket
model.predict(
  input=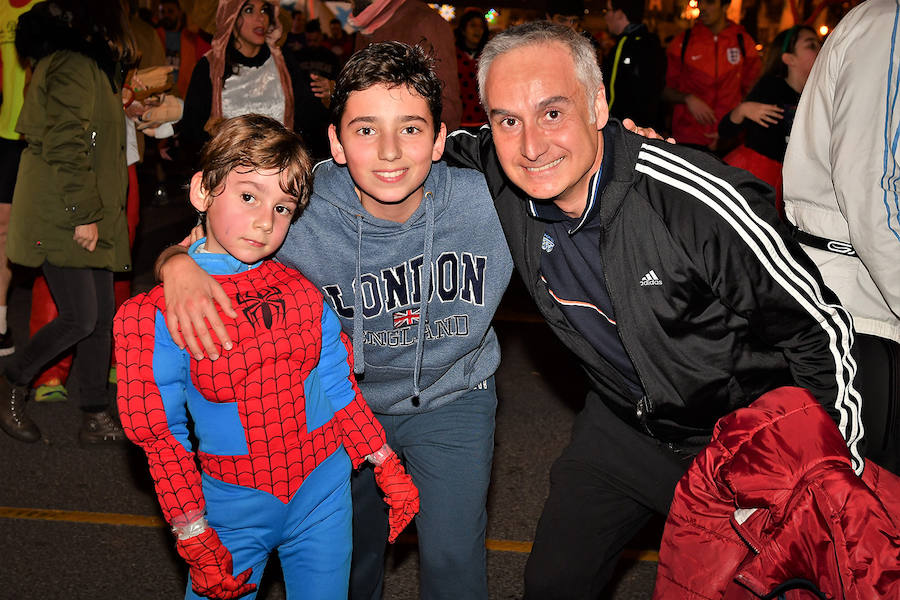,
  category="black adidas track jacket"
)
[446,120,865,472]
